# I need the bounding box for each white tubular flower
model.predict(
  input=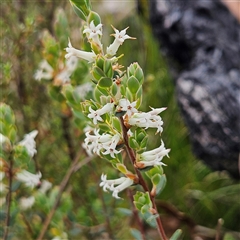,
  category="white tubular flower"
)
[18,130,38,157]
[107,26,135,56]
[100,174,133,199]
[38,180,52,194]
[83,129,102,156]
[19,196,35,210]
[135,140,170,169]
[83,129,122,158]
[128,107,166,134]
[54,56,78,85]
[16,170,42,188]
[83,21,103,50]
[88,103,114,125]
[65,40,96,63]
[34,60,54,81]
[117,99,138,117]
[101,133,122,158]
